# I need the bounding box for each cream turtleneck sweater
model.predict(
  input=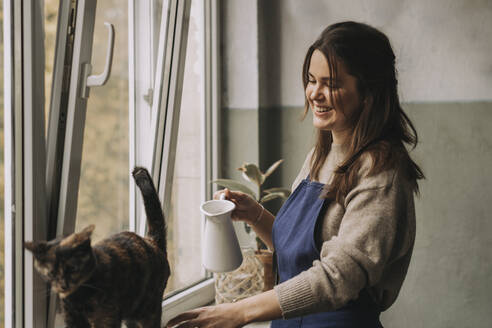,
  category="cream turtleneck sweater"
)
[273,144,416,318]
